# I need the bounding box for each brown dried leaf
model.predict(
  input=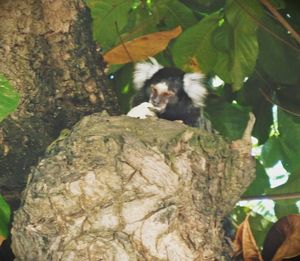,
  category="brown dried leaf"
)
[262,214,300,261]
[104,26,182,65]
[233,215,263,261]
